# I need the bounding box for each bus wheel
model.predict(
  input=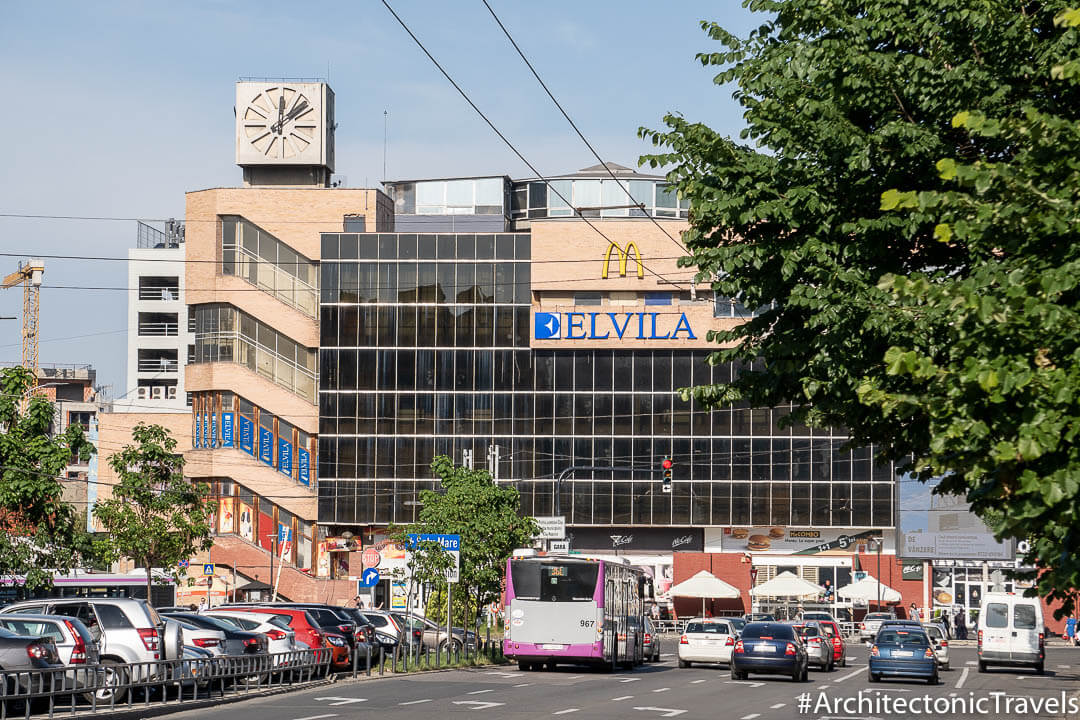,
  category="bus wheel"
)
[546,661,557,671]
[518,661,532,671]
